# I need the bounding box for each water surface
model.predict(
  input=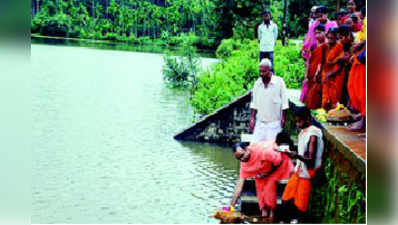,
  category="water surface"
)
[31,43,239,223]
